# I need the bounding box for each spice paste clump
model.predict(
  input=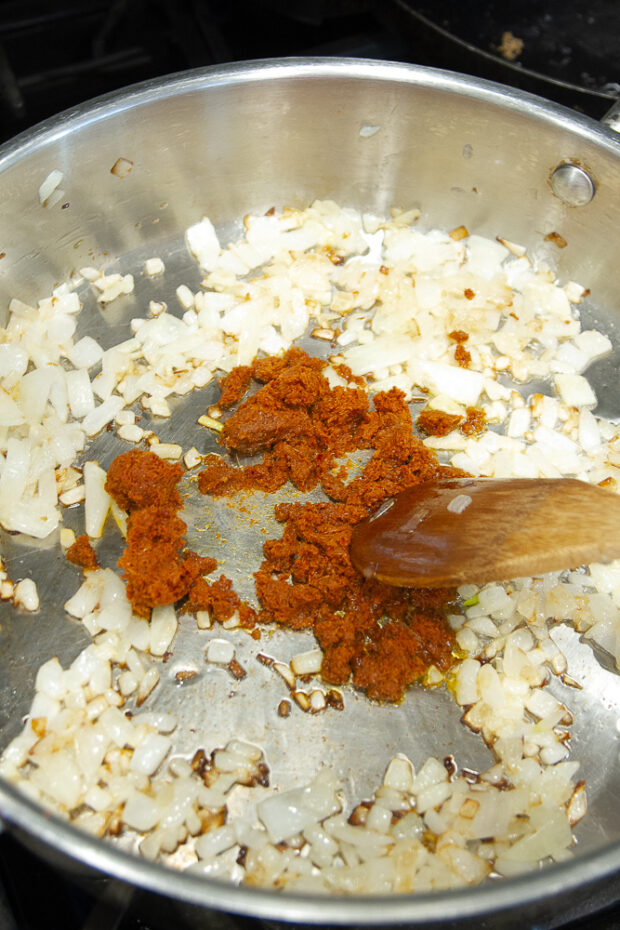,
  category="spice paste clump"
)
[66,534,99,570]
[105,450,216,618]
[196,348,459,702]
